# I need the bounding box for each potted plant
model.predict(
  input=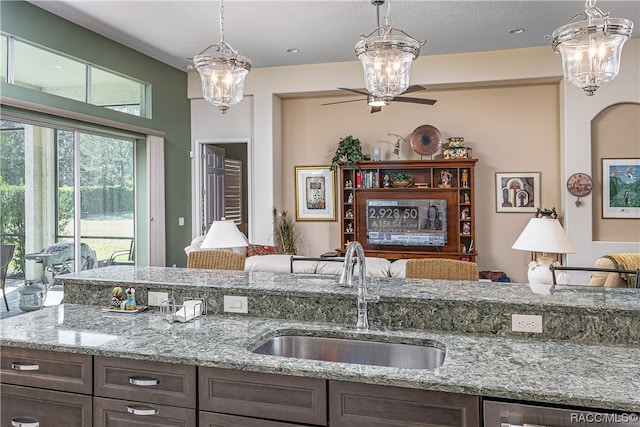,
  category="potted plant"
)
[330,135,370,170]
[391,172,413,187]
[273,208,301,254]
